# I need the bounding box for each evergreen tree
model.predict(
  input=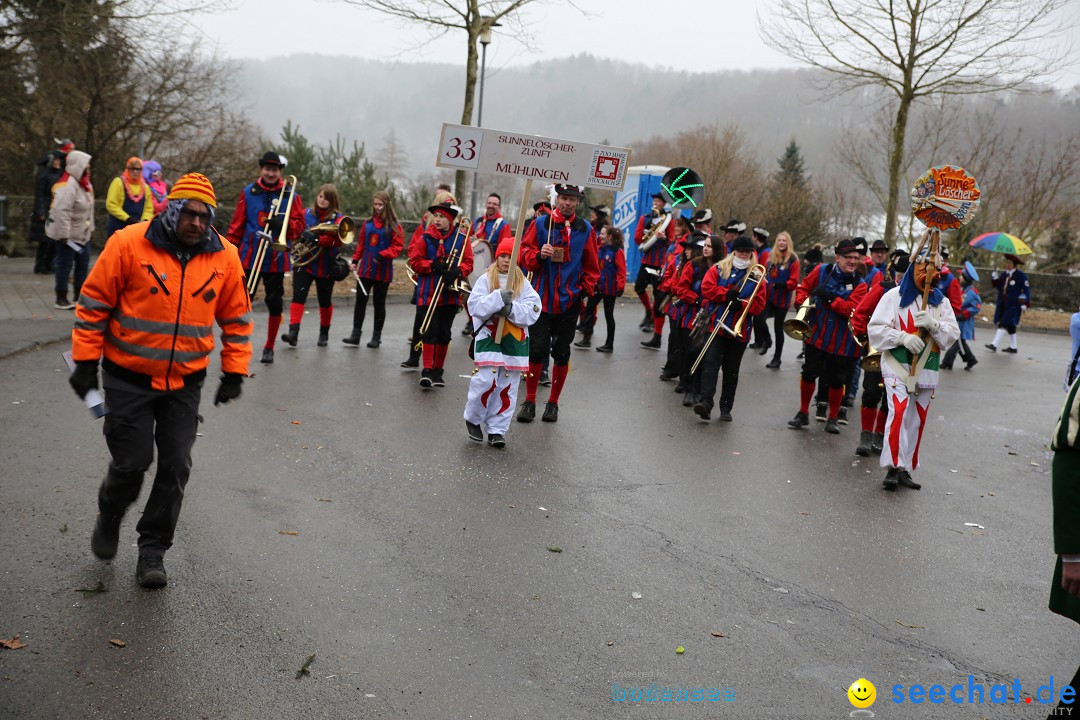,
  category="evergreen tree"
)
[775,139,807,188]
